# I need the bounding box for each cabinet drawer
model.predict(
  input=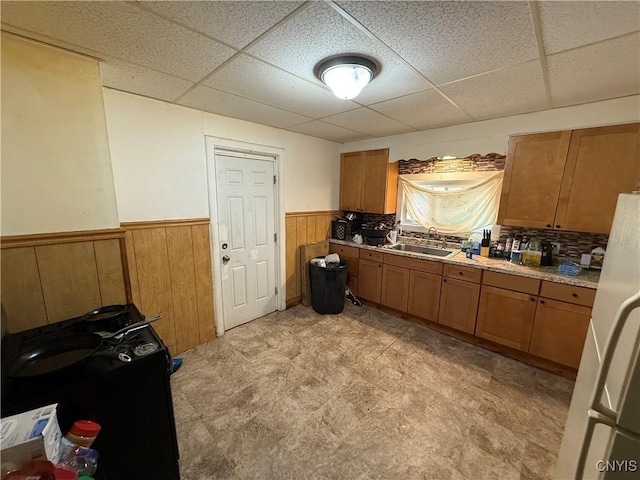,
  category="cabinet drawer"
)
[359,249,384,263]
[540,281,596,307]
[383,253,443,275]
[443,264,482,283]
[482,271,540,295]
[329,244,359,276]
